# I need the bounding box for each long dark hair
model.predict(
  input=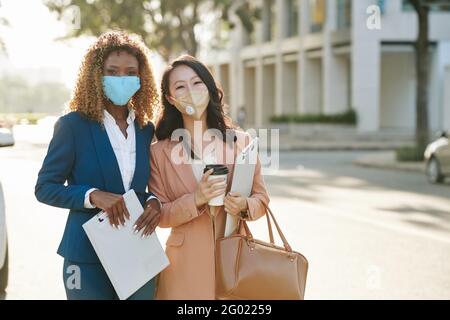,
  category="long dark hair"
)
[155,55,236,141]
